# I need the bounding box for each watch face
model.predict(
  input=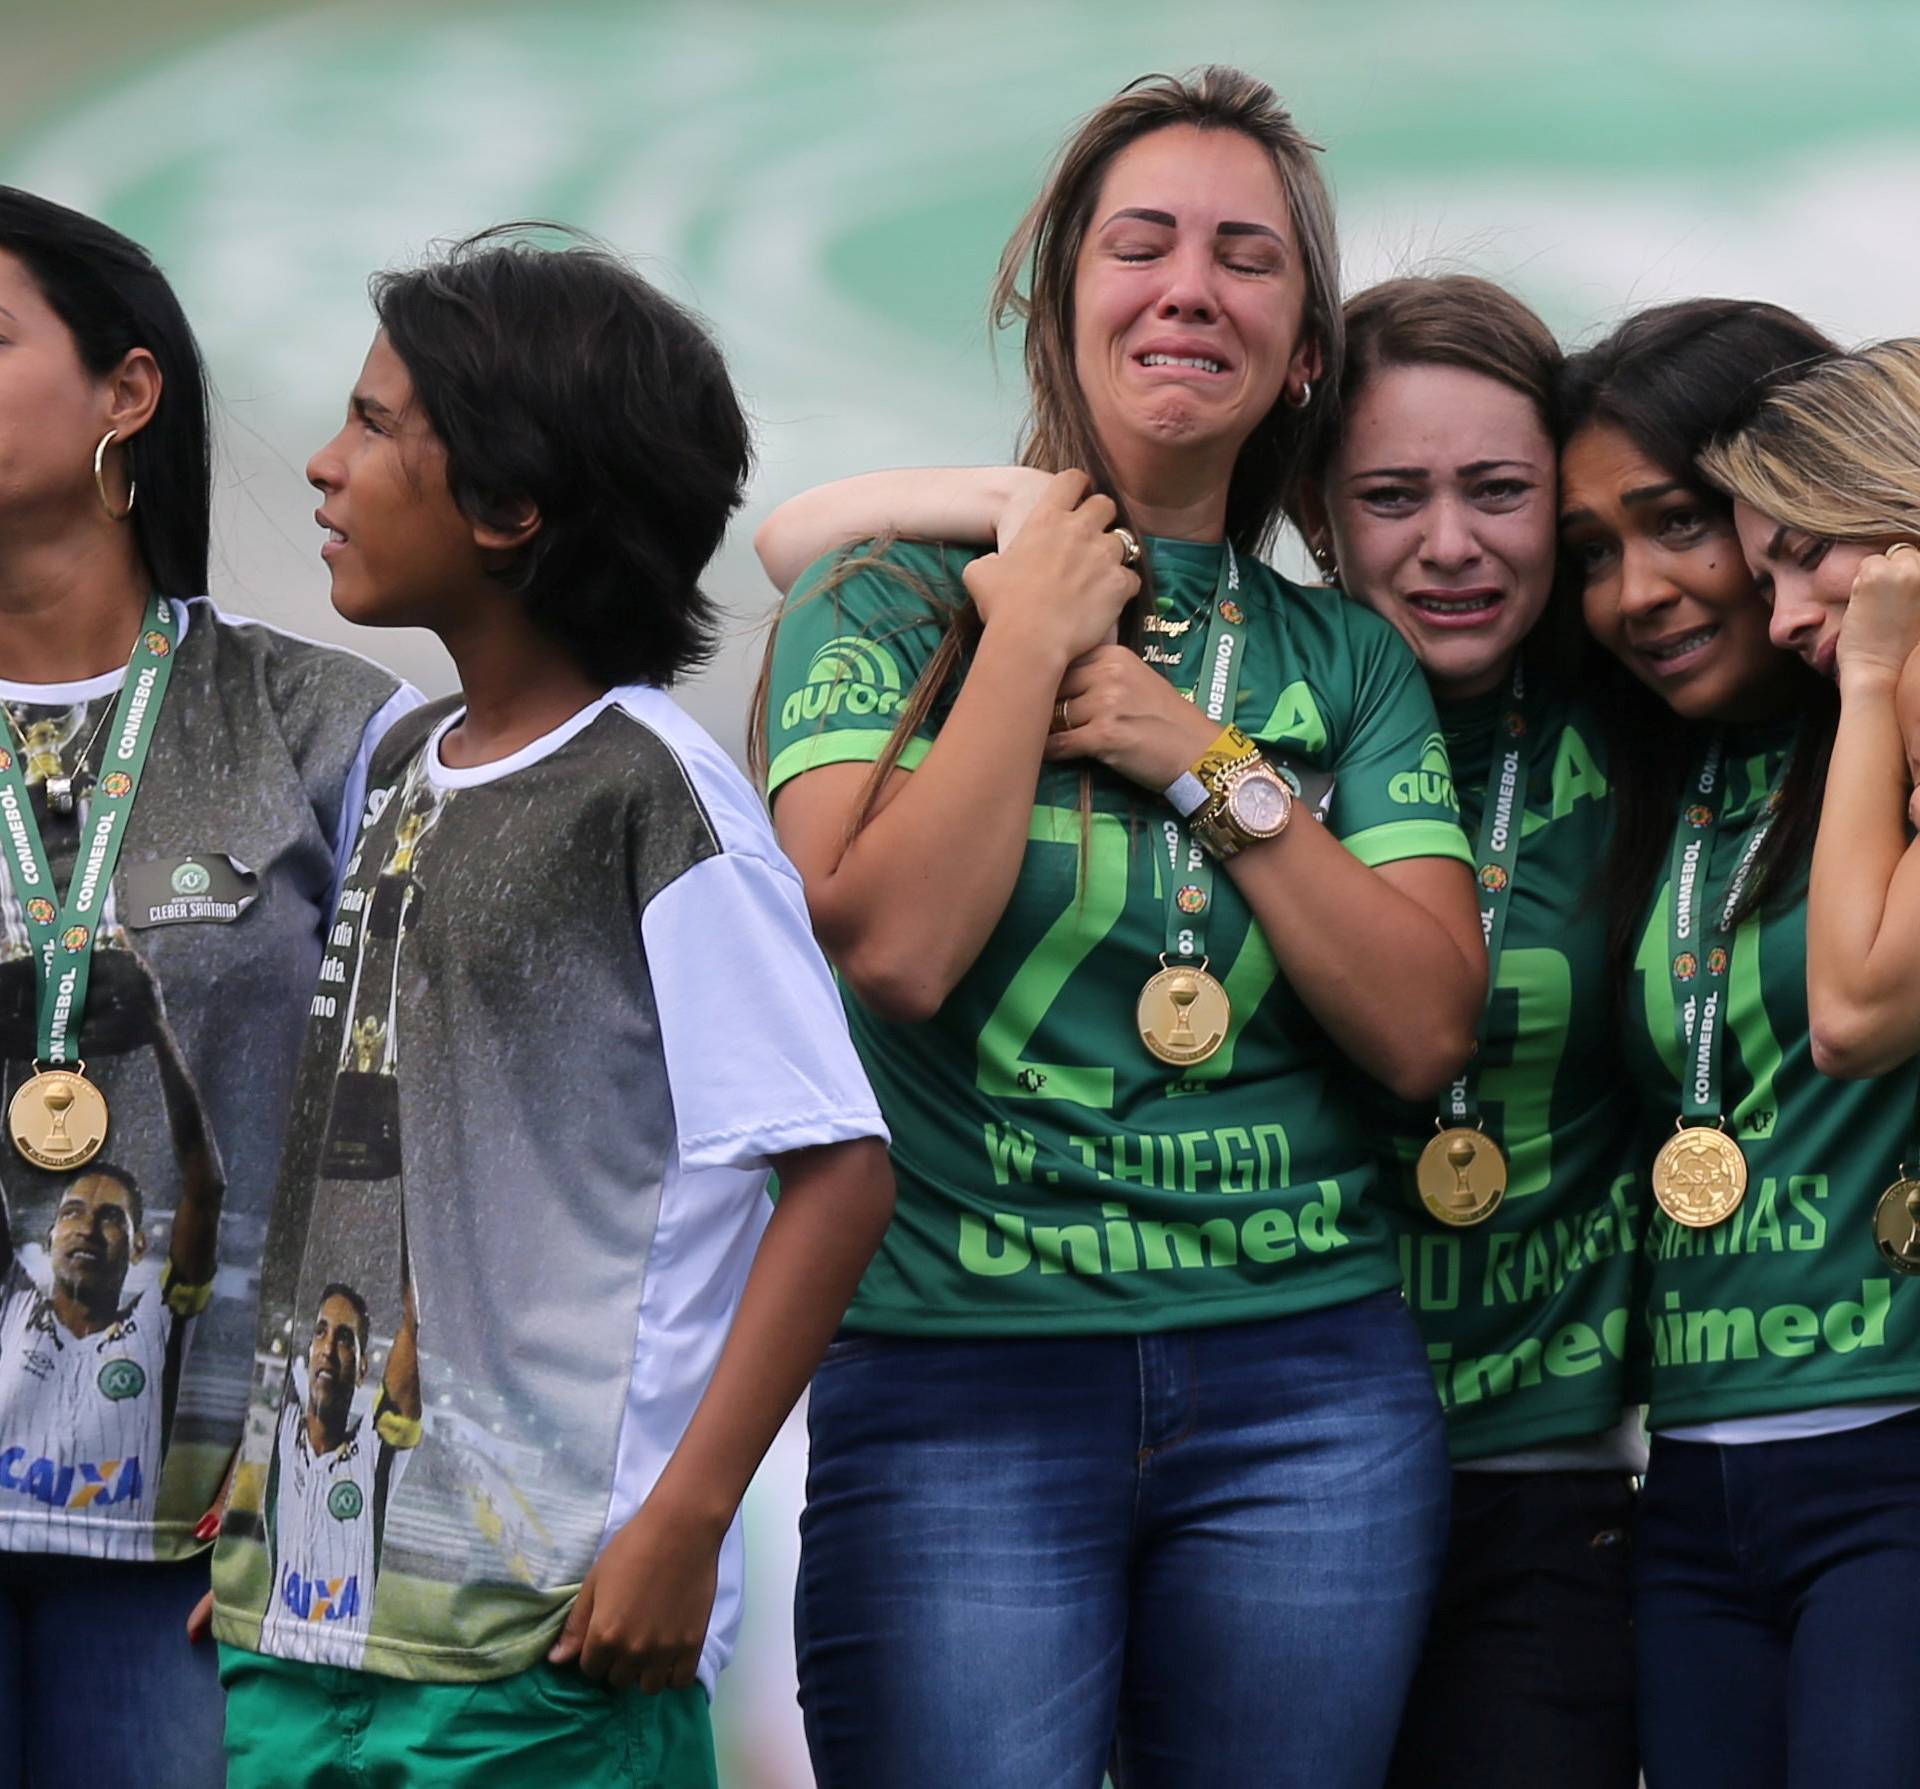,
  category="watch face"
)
[1229,772,1291,836]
